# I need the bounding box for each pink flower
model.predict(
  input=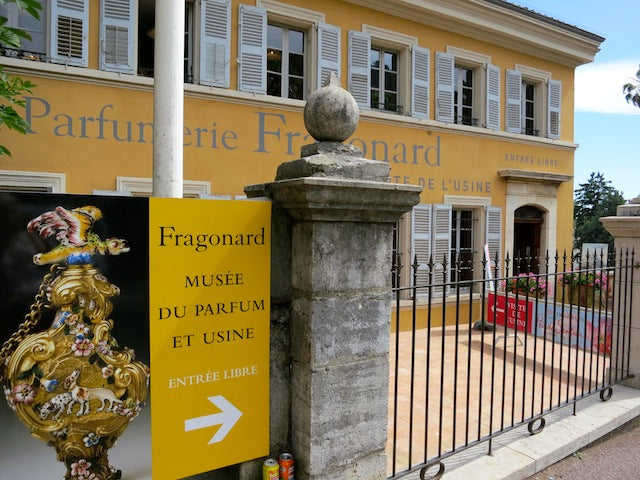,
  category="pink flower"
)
[71,459,91,477]
[71,339,94,357]
[96,340,112,356]
[11,383,36,405]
